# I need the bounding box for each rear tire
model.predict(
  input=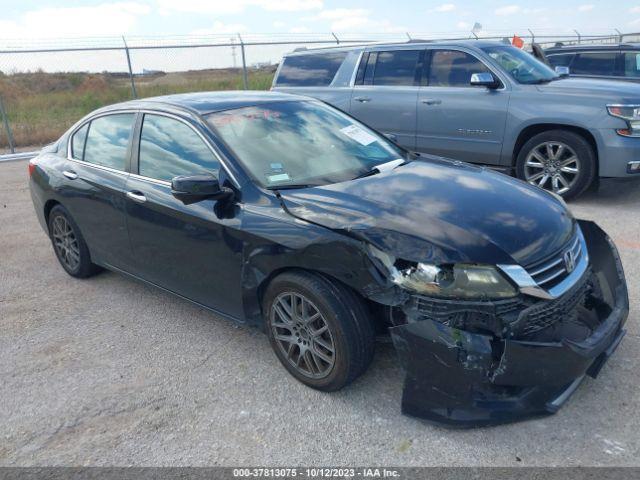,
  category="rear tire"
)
[263,271,375,391]
[515,129,596,200]
[48,205,101,278]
